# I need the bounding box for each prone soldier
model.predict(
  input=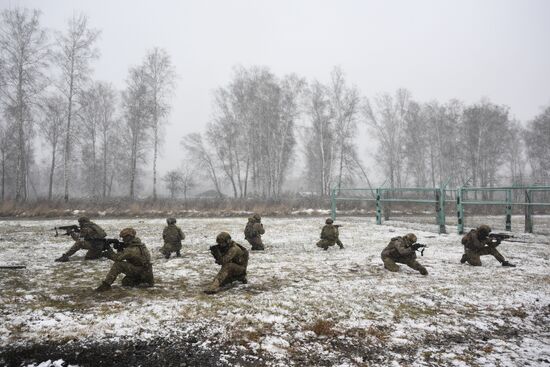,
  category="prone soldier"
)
[316,218,344,250]
[95,228,154,291]
[381,233,428,275]
[160,217,185,259]
[460,224,515,267]
[244,214,265,251]
[55,217,107,262]
[205,232,249,294]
